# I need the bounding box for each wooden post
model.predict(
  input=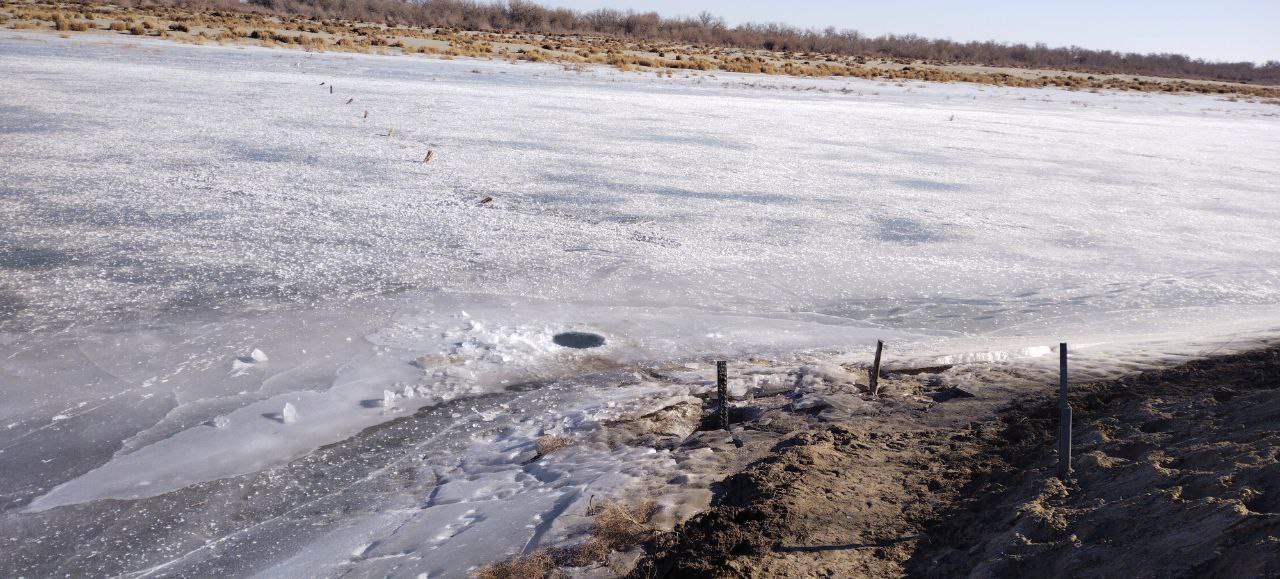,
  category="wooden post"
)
[1057,342,1072,481]
[869,339,884,395]
[716,361,729,431]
